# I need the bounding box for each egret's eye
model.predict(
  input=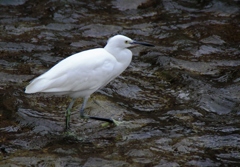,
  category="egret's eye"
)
[125,40,129,44]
